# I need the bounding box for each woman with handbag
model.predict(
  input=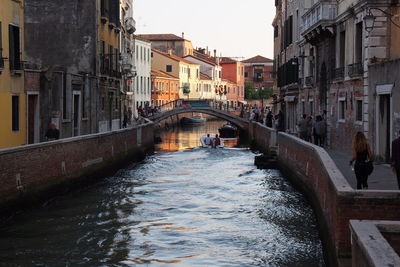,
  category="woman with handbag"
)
[349,132,374,189]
